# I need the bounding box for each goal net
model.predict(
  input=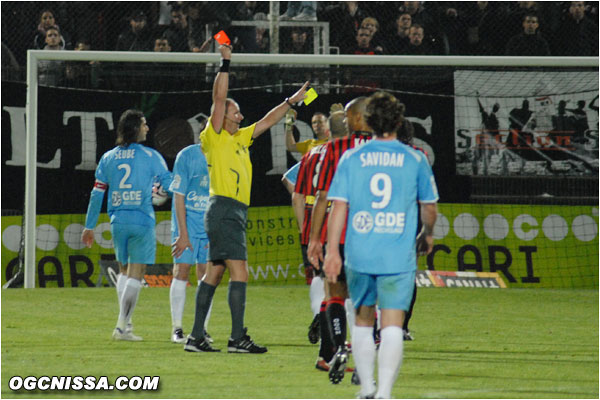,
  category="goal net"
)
[2,51,597,289]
